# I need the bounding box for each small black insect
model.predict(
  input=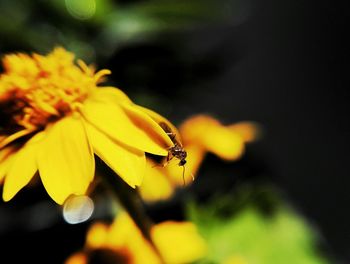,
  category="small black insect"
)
[158,121,192,185]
